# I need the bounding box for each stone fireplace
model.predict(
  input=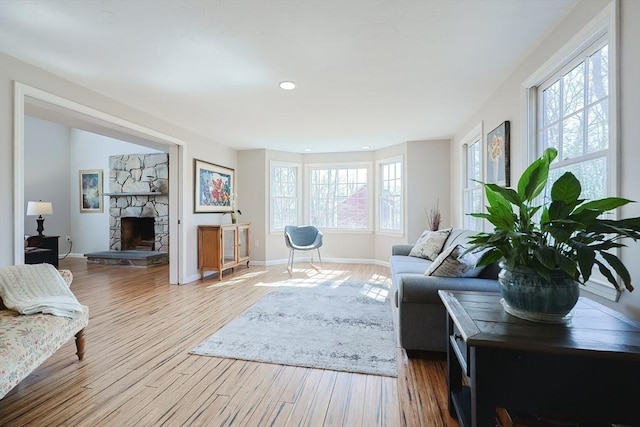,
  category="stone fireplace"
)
[108,153,169,253]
